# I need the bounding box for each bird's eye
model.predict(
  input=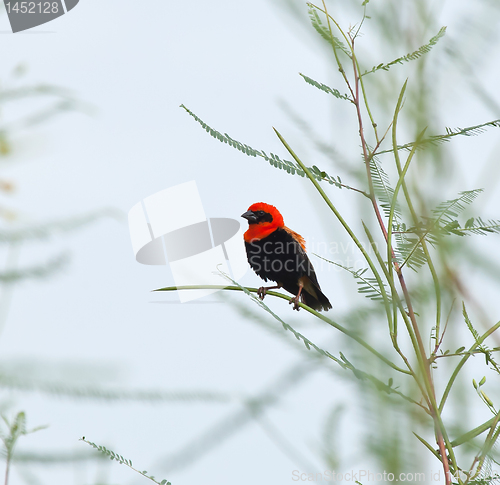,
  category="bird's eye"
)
[258,211,265,216]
